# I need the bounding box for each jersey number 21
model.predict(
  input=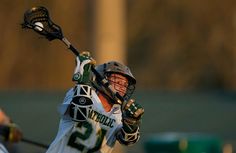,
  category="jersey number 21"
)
[68,121,107,152]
